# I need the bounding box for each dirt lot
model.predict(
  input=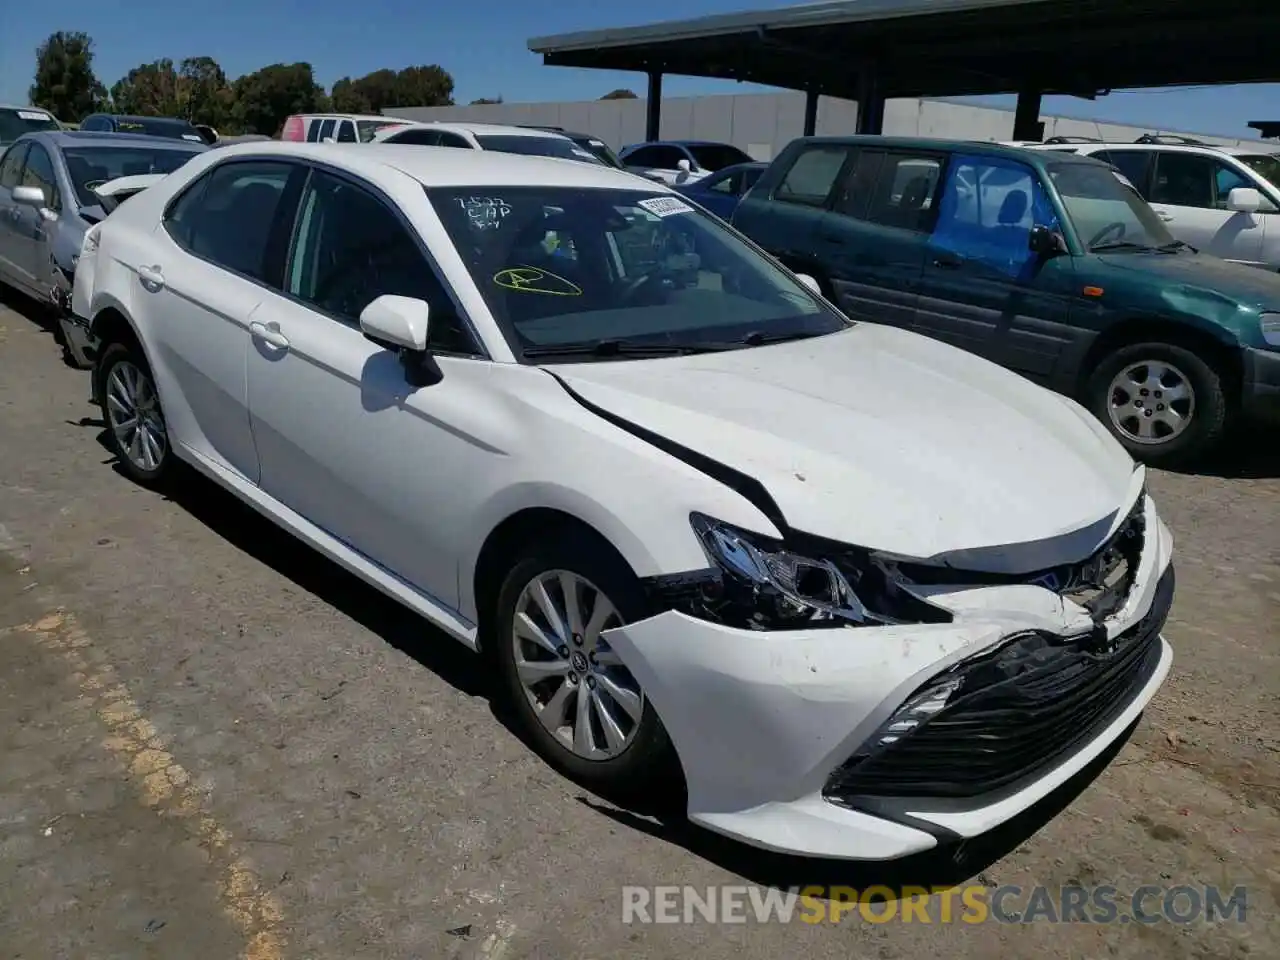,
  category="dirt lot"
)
[0,289,1276,959]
